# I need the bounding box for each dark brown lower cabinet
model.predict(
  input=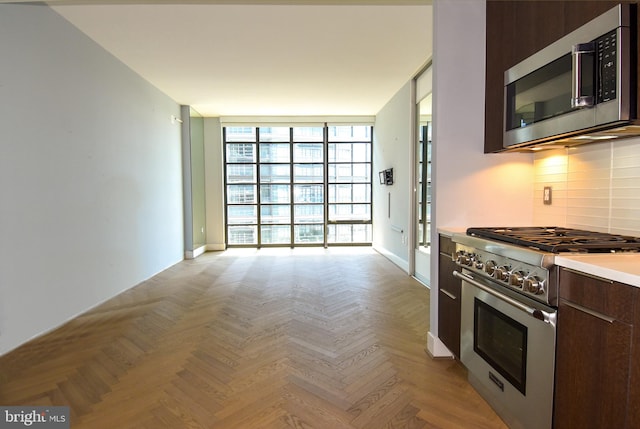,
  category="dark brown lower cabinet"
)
[438,235,461,358]
[554,267,636,429]
[628,292,640,428]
